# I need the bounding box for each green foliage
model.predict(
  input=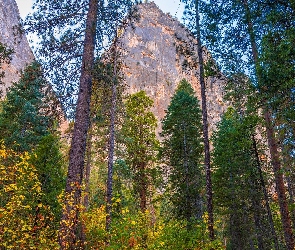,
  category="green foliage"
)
[82,204,224,249]
[212,108,274,249]
[161,79,204,223]
[0,61,52,152]
[29,133,66,223]
[122,90,159,166]
[121,91,160,210]
[25,0,137,116]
